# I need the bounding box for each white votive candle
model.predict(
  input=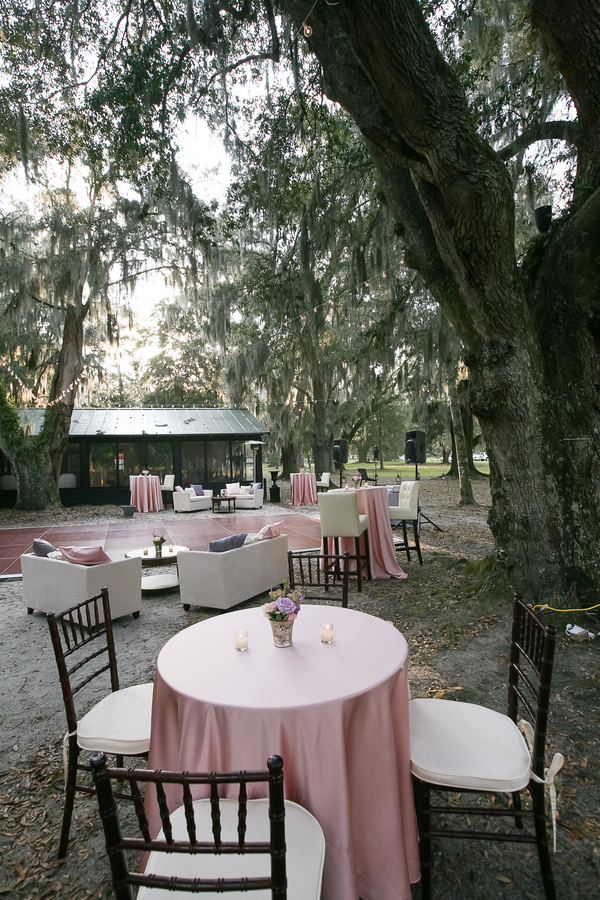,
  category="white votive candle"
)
[168,544,174,553]
[320,623,334,644]
[234,629,248,651]
[142,547,148,555]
